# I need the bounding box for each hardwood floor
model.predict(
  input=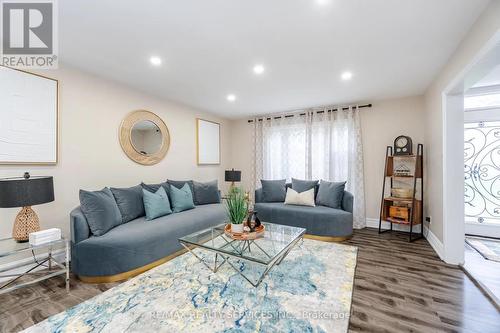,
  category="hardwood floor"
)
[0,228,498,333]
[346,229,500,333]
